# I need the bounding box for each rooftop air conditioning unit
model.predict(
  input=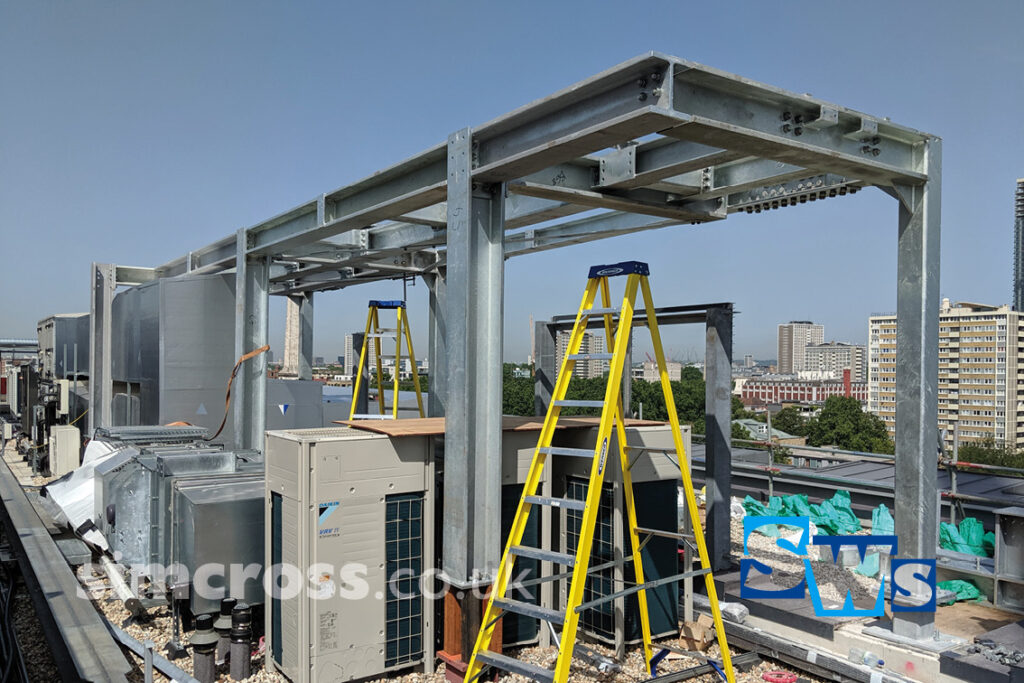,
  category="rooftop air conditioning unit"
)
[265,427,435,683]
